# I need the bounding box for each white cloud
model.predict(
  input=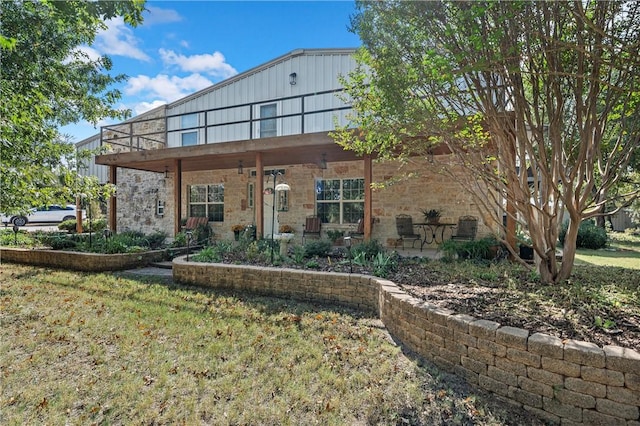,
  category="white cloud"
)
[125,73,214,103]
[159,49,237,79]
[134,100,167,115]
[94,18,151,62]
[144,6,183,26]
